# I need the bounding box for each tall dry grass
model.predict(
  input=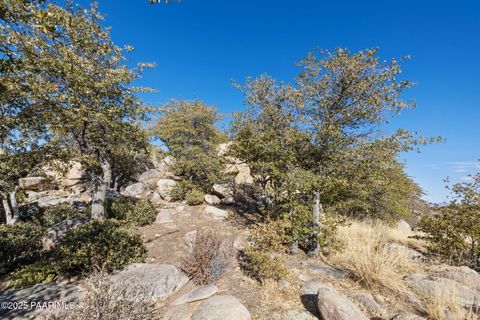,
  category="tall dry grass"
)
[419,285,479,320]
[330,220,421,292]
